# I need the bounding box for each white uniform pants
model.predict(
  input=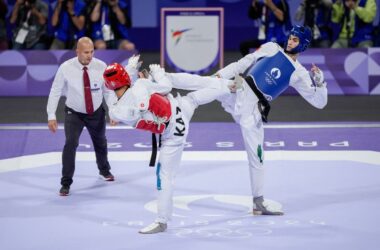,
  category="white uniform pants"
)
[168,73,265,198]
[155,85,230,223]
